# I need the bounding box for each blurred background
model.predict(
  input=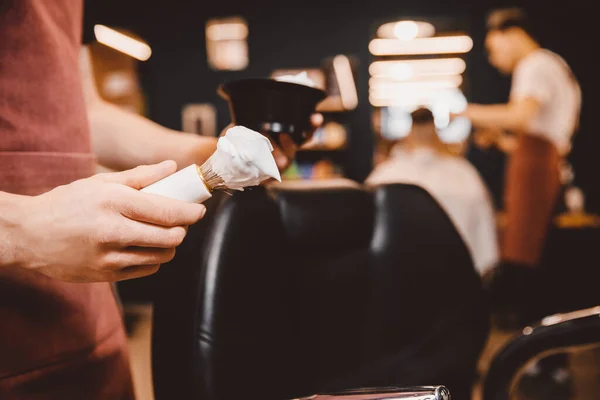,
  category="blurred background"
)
[83,0,597,211]
[81,1,599,399]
